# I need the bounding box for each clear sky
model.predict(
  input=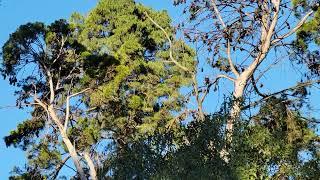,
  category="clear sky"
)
[0,0,319,179]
